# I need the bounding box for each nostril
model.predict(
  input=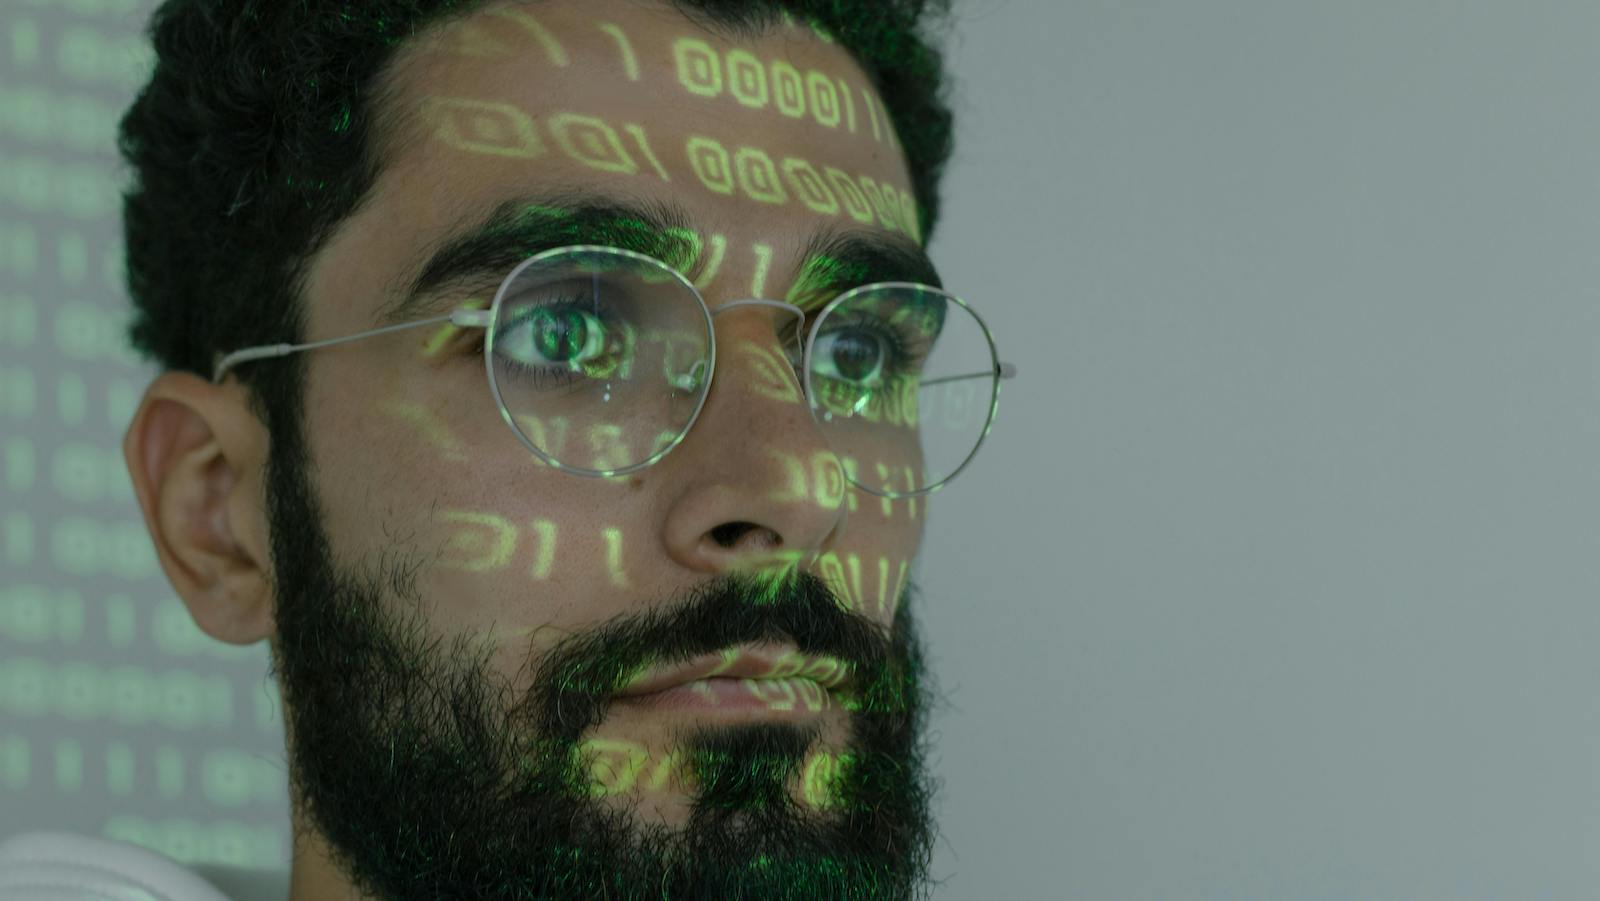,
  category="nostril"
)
[709,521,777,550]
[710,522,751,547]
